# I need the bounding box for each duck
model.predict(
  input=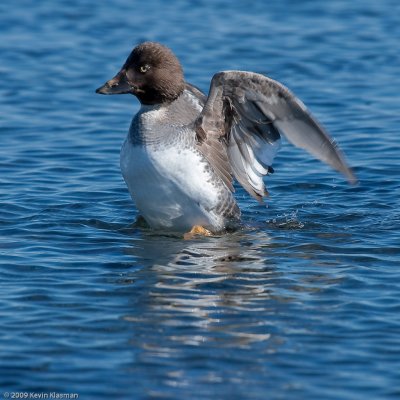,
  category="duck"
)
[96,41,356,236]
